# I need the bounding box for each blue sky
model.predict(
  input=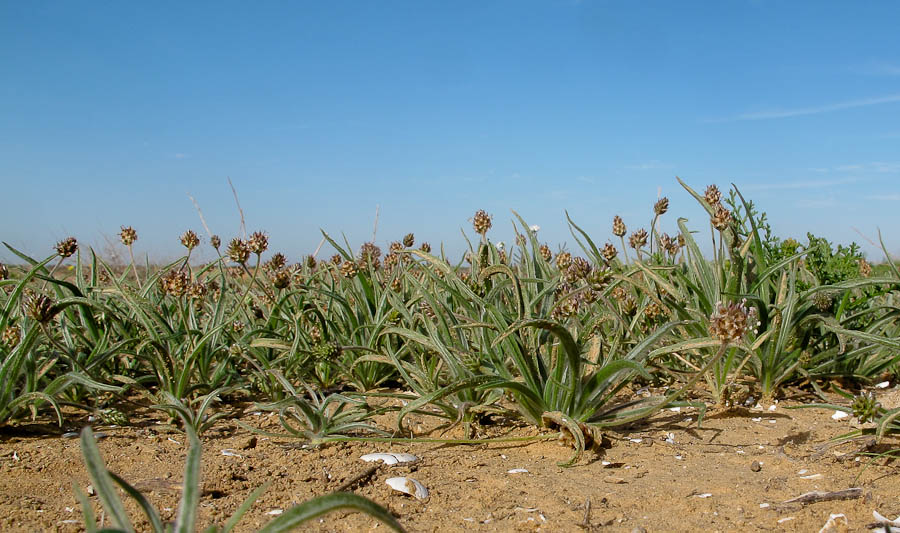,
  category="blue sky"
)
[2,1,900,263]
